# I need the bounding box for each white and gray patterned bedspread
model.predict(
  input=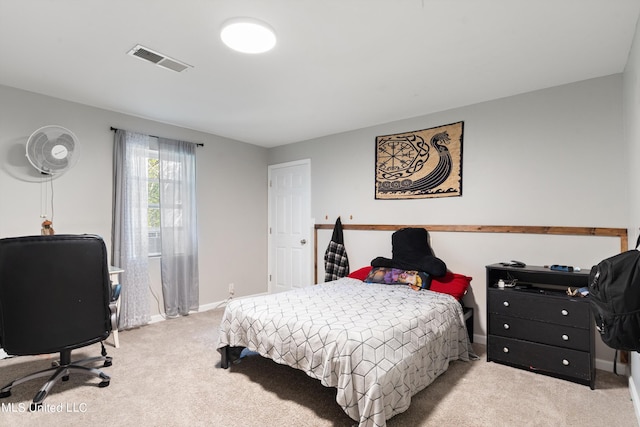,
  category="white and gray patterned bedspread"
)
[217,277,473,427]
